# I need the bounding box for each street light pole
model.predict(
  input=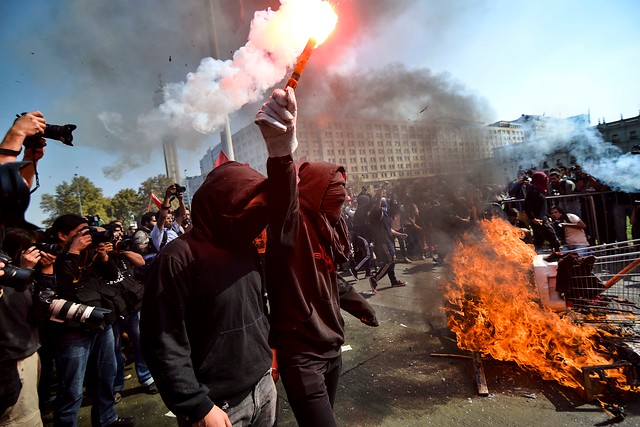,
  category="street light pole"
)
[74,174,84,217]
